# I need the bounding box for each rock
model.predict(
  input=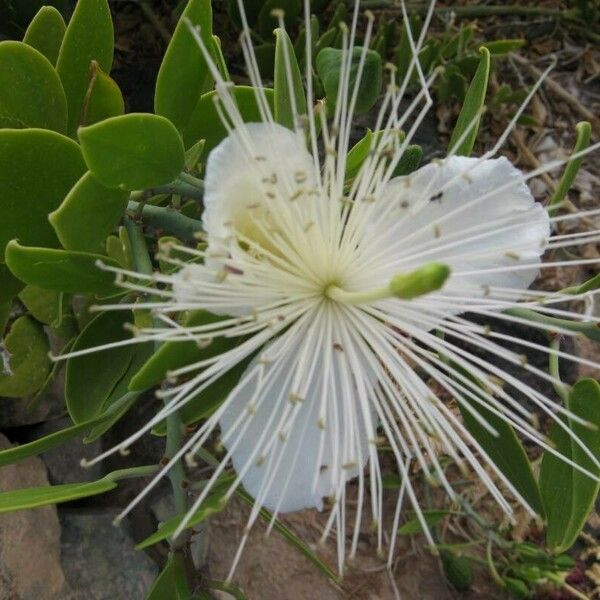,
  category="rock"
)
[0,433,69,600]
[0,370,65,428]
[60,508,158,599]
[28,417,103,485]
